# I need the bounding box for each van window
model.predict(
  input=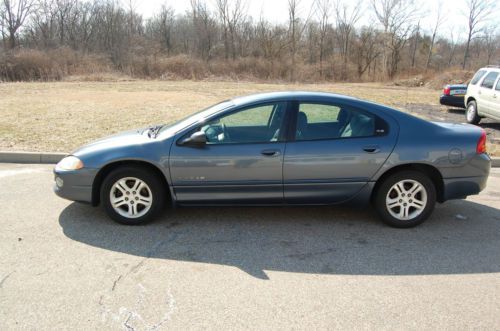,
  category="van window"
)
[470,70,486,85]
[481,72,499,89]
